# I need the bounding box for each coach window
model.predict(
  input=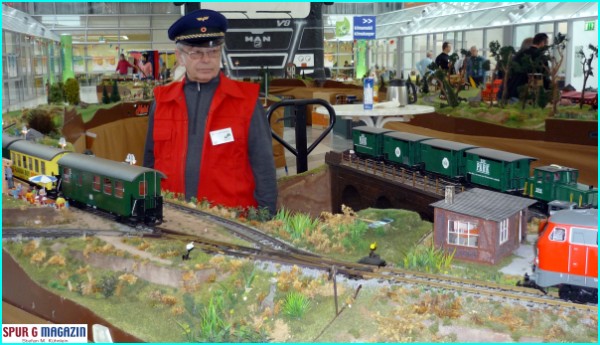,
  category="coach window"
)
[77,173,83,186]
[570,227,597,246]
[41,161,46,175]
[103,178,113,195]
[115,181,124,198]
[63,168,71,183]
[549,227,566,242]
[139,181,147,196]
[22,155,26,168]
[34,159,39,172]
[92,175,101,191]
[28,157,33,170]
